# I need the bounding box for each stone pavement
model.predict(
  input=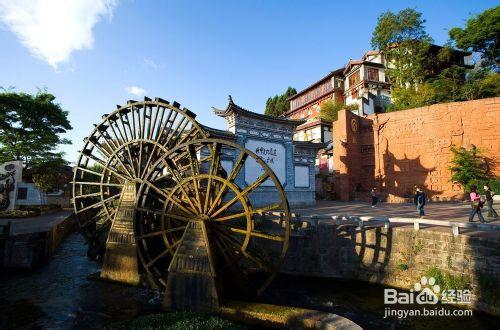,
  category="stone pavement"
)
[0,210,73,235]
[292,200,500,224]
